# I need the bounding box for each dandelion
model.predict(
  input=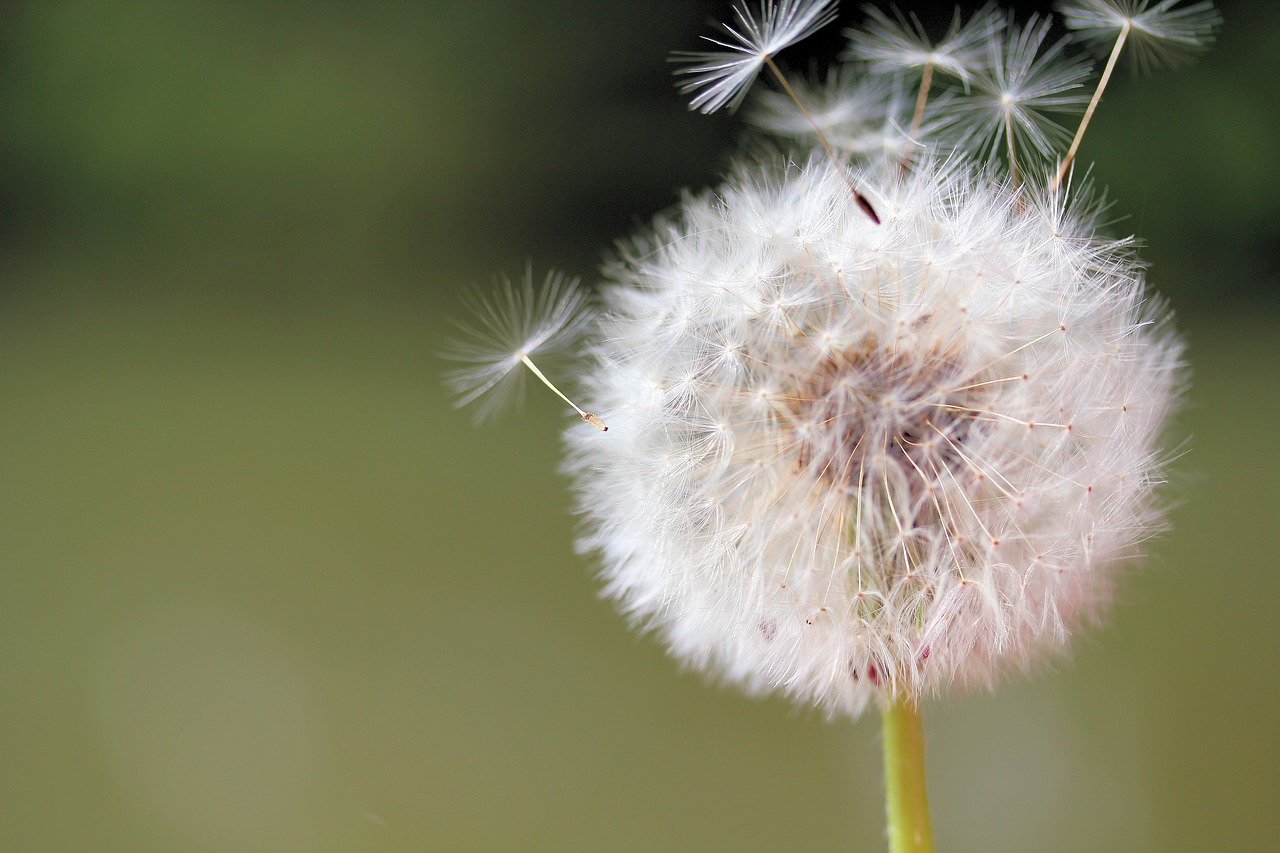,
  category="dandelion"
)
[448,1,1215,849]
[566,155,1180,718]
